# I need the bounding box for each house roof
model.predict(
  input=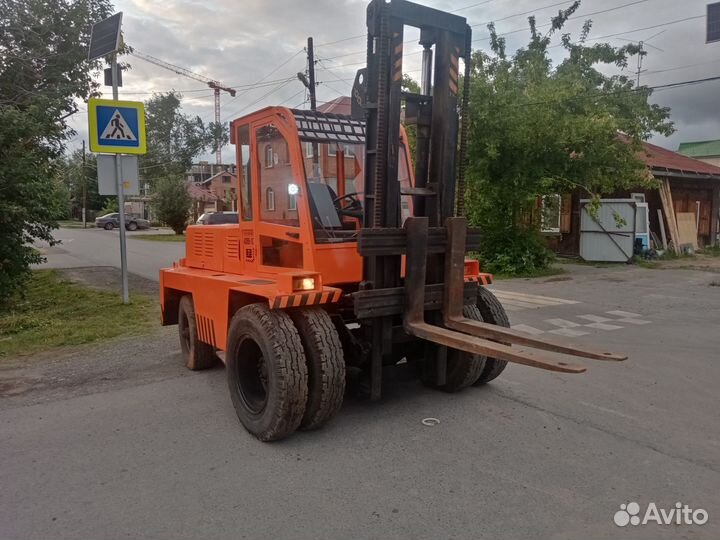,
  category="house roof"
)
[317,96,351,115]
[199,170,236,185]
[639,140,720,178]
[677,139,720,158]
